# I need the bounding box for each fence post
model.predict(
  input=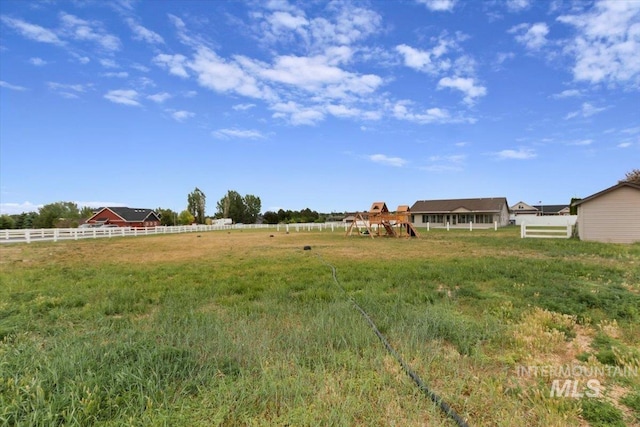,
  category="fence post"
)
[446,222,450,231]
[469,221,473,231]
[495,221,497,231]
[54,229,59,242]
[26,230,31,244]
[520,222,525,238]
[567,224,571,238]
[427,222,429,231]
